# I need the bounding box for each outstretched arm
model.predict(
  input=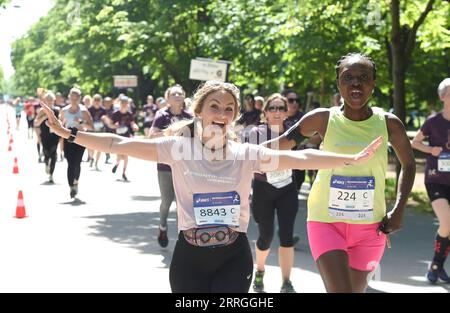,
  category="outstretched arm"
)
[259,136,382,172]
[40,101,158,162]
